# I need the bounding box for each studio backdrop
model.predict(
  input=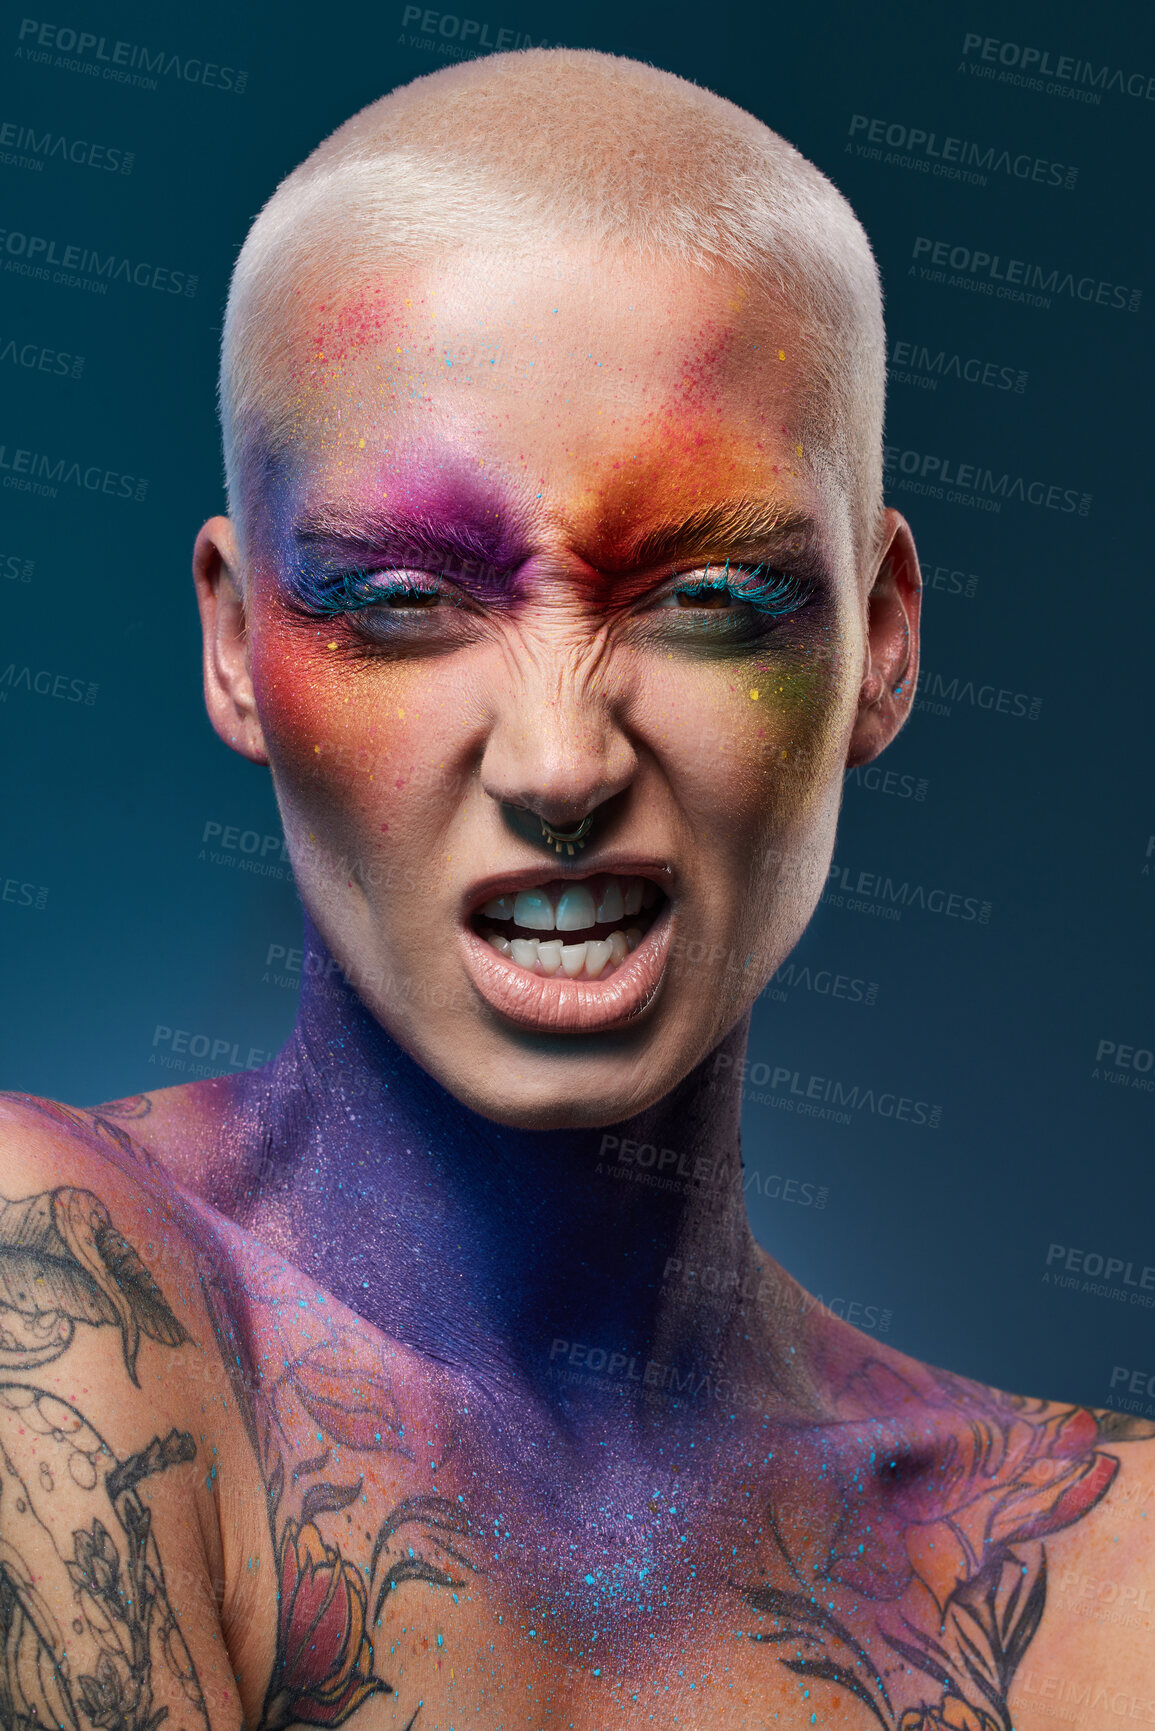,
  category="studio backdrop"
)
[1,0,1152,1413]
